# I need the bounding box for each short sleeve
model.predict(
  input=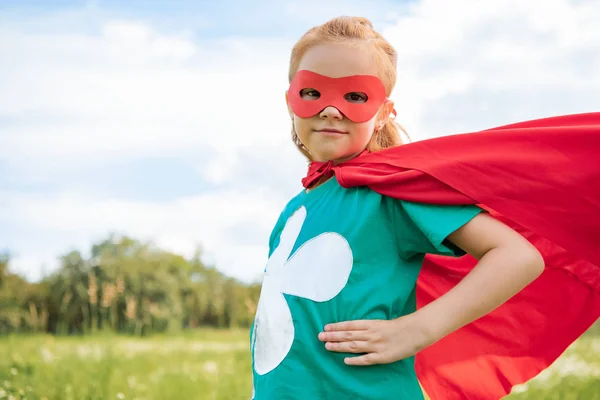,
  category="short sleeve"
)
[393,200,483,260]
